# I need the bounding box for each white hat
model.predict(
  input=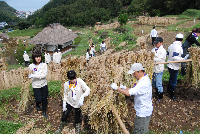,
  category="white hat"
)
[176,33,184,39]
[127,63,145,74]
